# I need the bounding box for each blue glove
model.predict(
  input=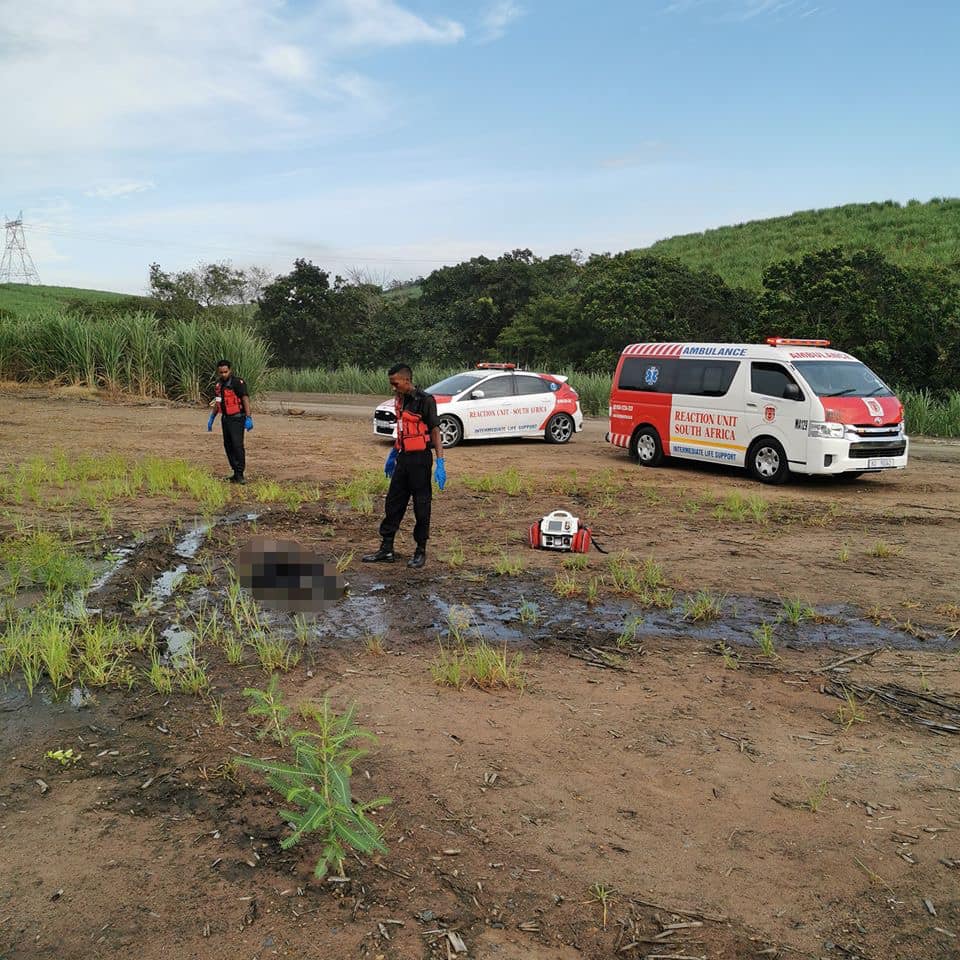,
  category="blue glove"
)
[207,412,215,432]
[434,457,446,491]
[384,447,398,478]
[244,416,253,432]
